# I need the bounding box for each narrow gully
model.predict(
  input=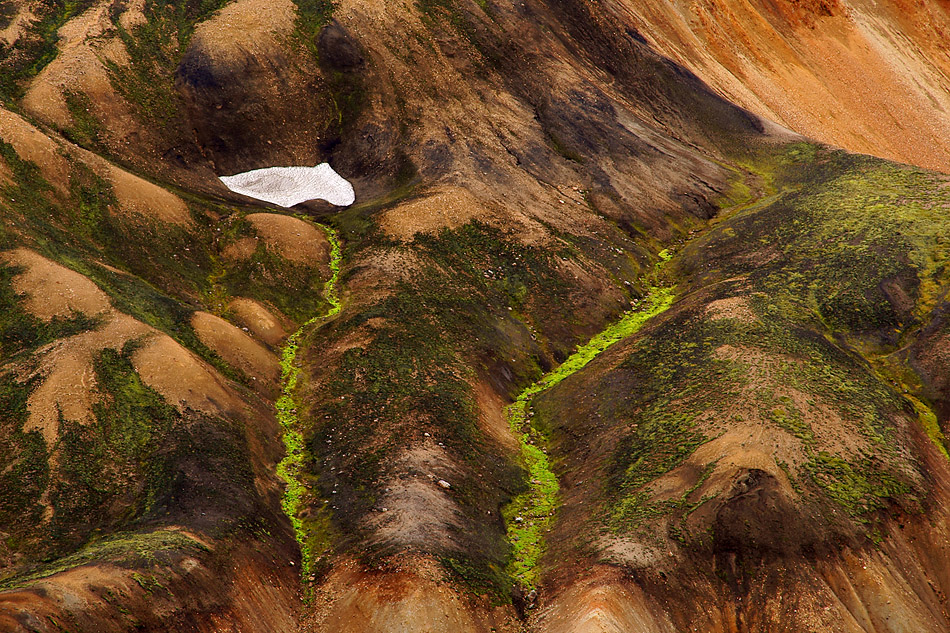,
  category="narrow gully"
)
[275,219,342,585]
[503,249,675,590]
